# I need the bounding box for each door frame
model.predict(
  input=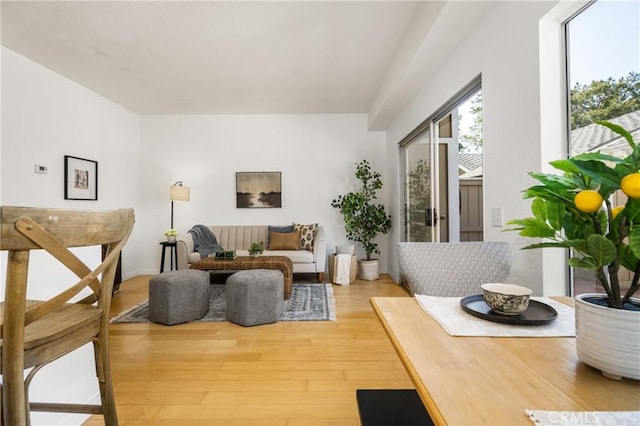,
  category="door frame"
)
[398,76,480,243]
